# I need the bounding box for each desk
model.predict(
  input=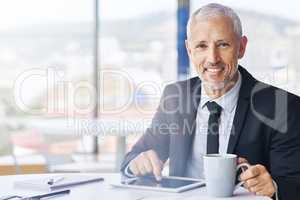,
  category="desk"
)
[0,173,270,200]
